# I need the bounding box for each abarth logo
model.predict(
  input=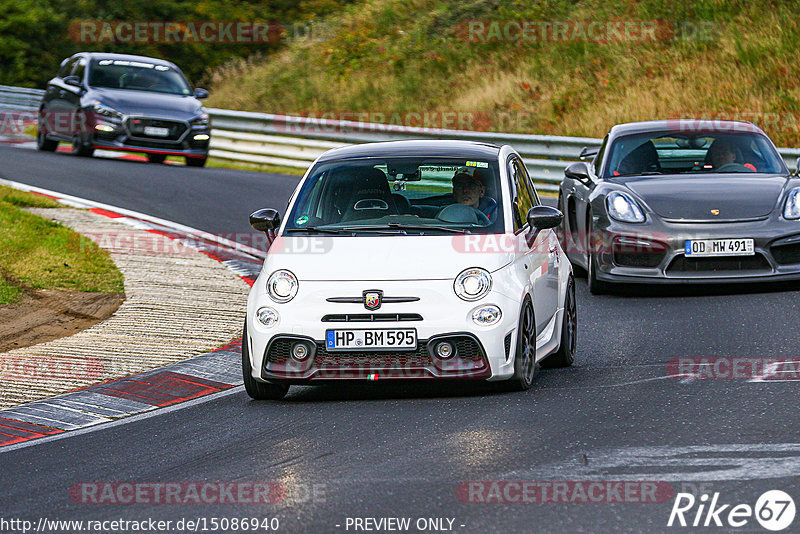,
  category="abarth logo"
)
[363,290,383,310]
[710,209,720,215]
